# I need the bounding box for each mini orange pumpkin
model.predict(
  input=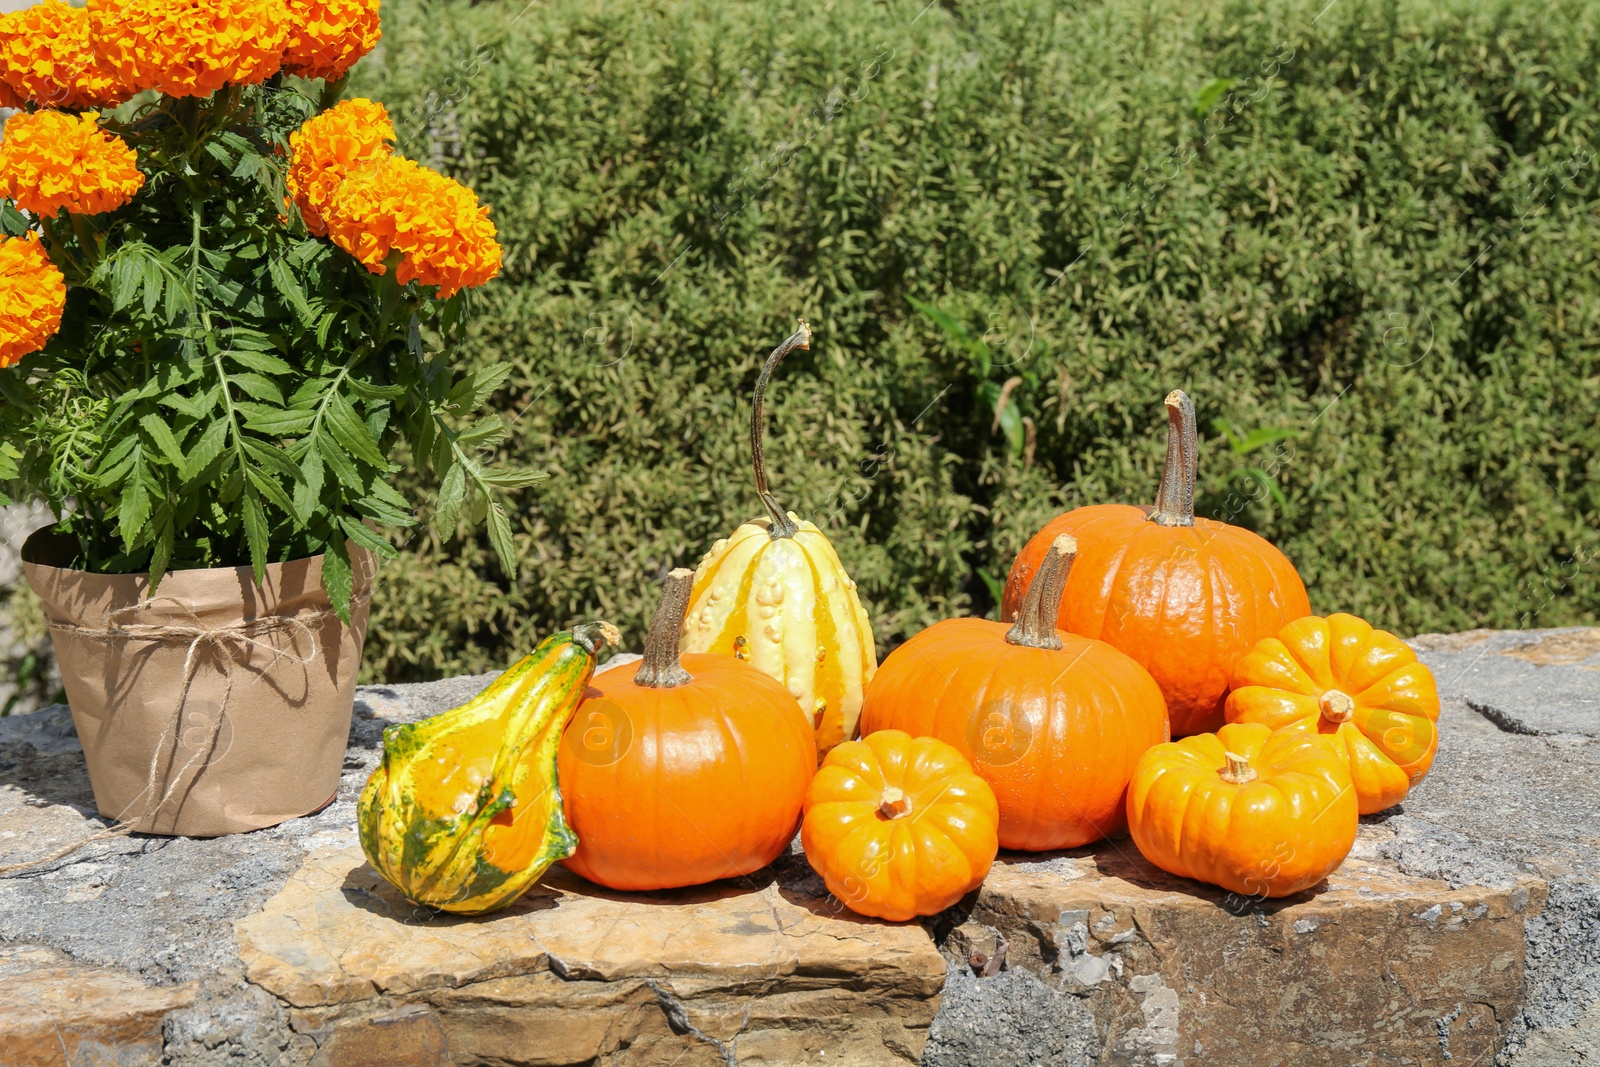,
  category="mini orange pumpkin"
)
[1225,613,1440,815]
[559,569,817,891]
[1127,722,1357,898]
[1002,391,1310,737]
[859,535,1168,851]
[802,729,999,922]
